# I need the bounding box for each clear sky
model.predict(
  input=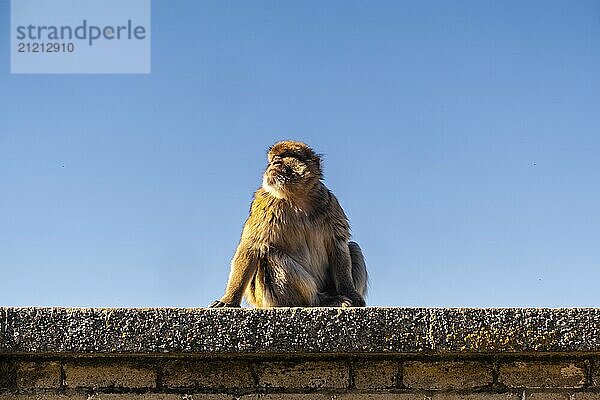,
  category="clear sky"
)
[1,0,599,307]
